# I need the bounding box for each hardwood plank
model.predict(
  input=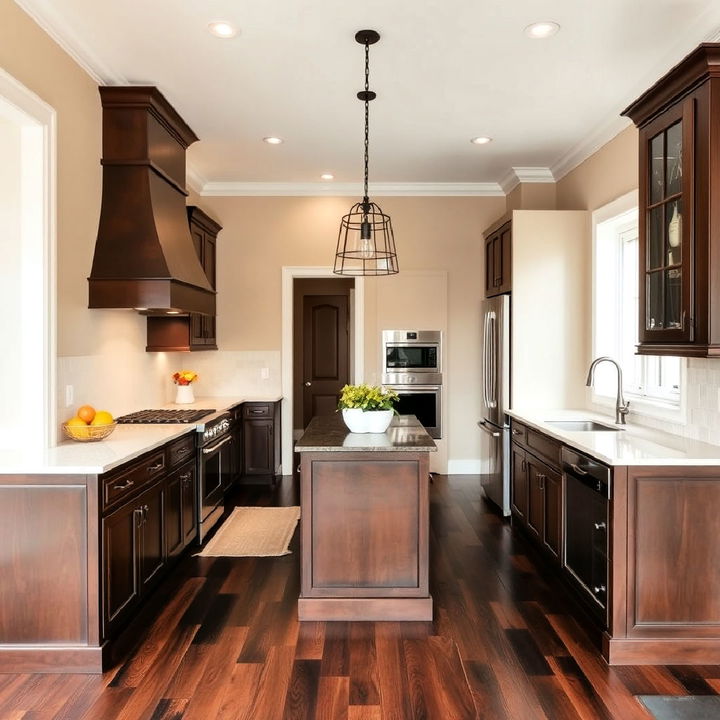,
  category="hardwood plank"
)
[295,621,326,661]
[235,645,295,720]
[348,622,379,706]
[347,707,381,720]
[316,676,350,720]
[148,698,188,720]
[375,622,414,720]
[281,659,321,720]
[215,663,263,720]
